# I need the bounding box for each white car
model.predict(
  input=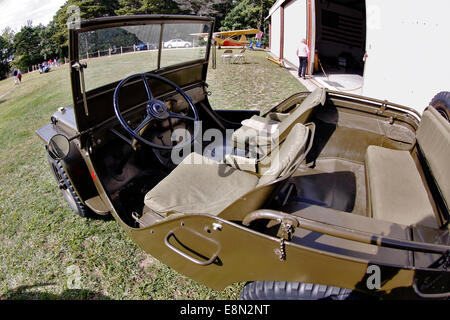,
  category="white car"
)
[163,39,192,48]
